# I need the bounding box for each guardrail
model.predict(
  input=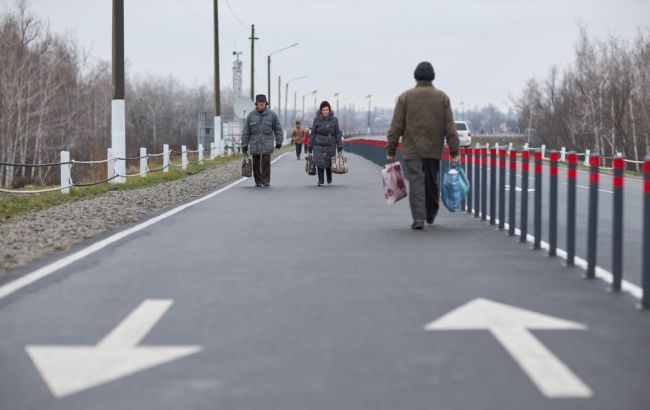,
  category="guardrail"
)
[344,137,650,310]
[0,141,232,194]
